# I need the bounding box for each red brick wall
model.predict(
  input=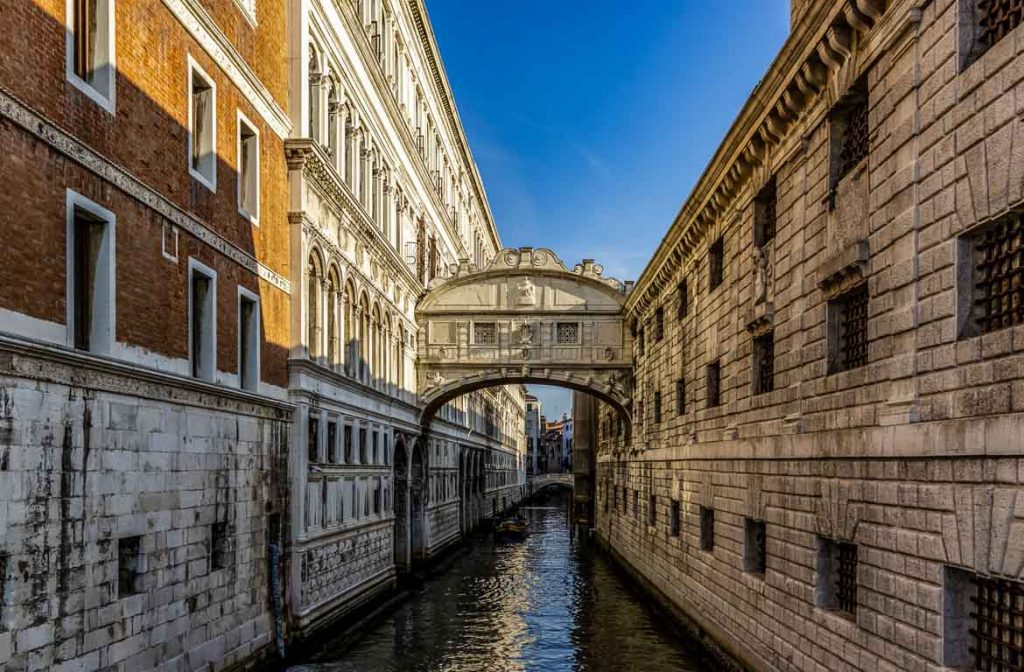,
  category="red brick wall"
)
[0,0,290,387]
